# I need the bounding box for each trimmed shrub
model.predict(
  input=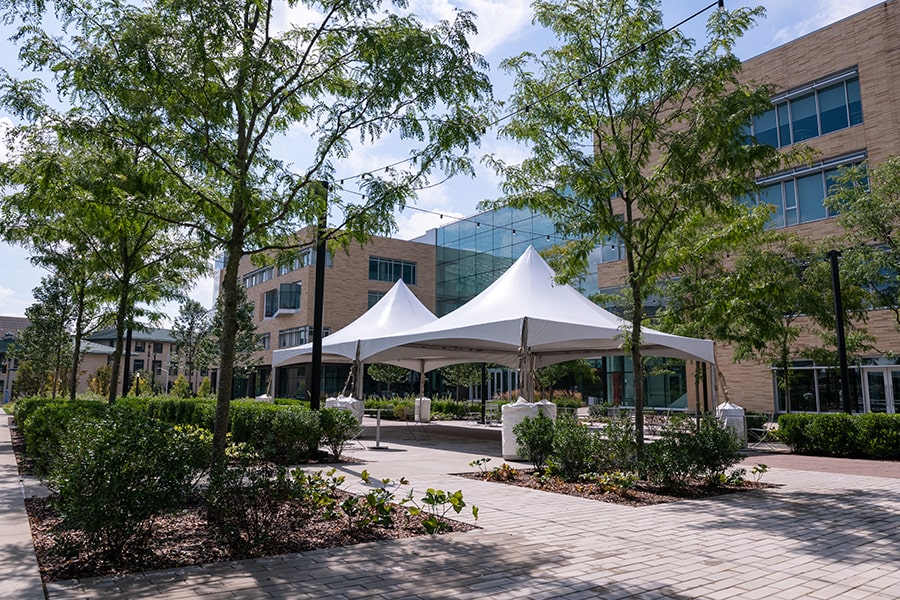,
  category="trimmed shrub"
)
[856,413,900,460]
[49,409,203,558]
[18,399,110,476]
[596,416,640,473]
[320,408,361,460]
[806,412,859,457]
[551,415,604,480]
[145,397,216,429]
[230,402,322,463]
[777,413,816,454]
[513,413,555,470]
[642,415,742,488]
